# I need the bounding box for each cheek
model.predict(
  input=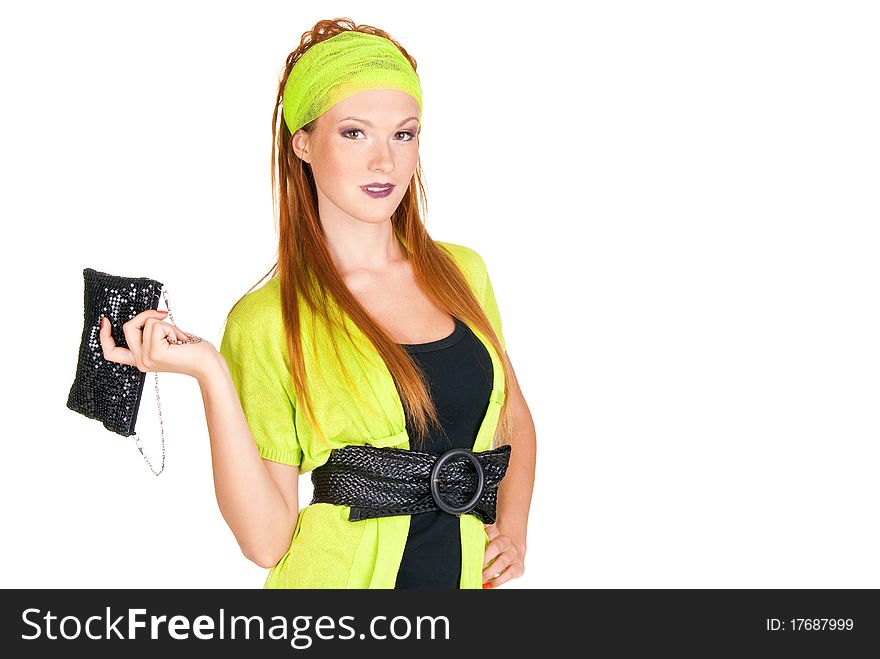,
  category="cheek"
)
[313,150,357,191]
[402,145,419,170]
[323,147,349,175]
